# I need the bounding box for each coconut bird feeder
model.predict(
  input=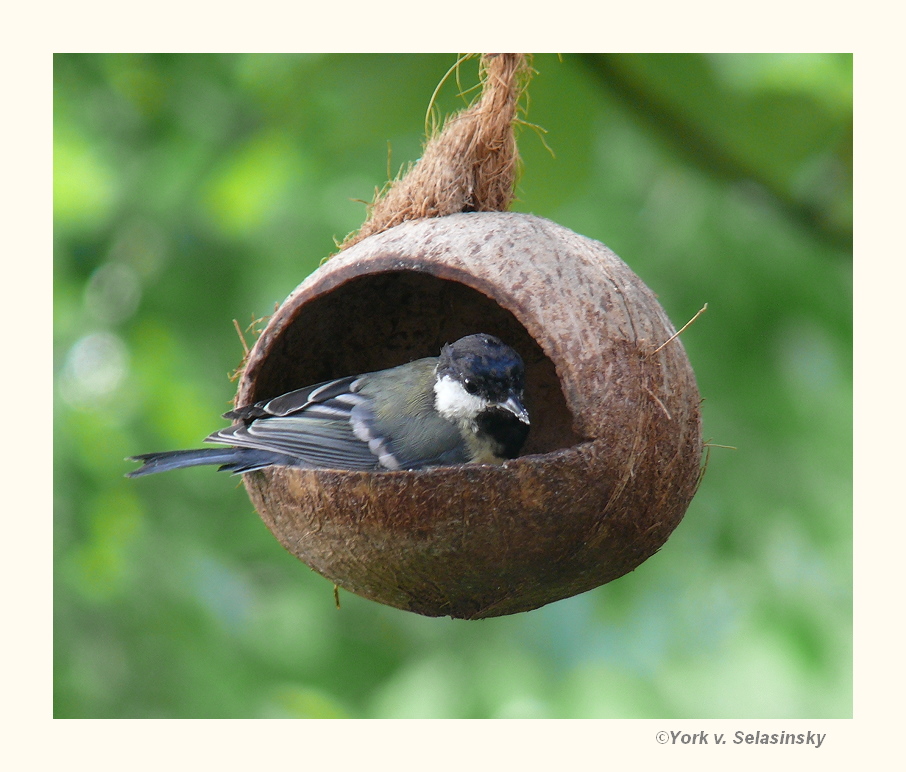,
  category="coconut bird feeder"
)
[235,55,703,619]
